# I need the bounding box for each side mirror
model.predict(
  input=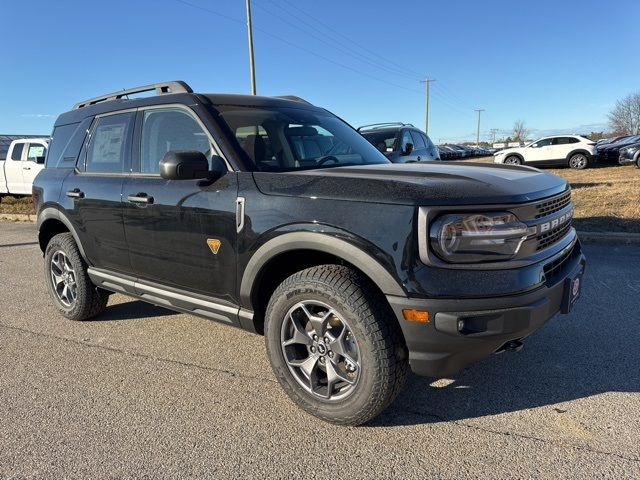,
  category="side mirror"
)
[402,143,414,155]
[160,151,210,180]
[35,156,46,164]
